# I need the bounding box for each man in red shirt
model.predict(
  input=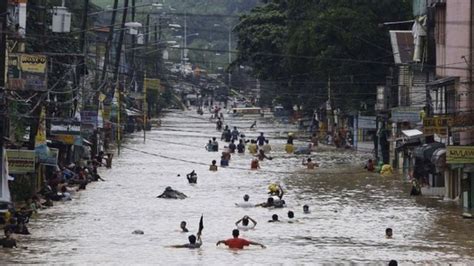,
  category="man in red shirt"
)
[216,229,266,249]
